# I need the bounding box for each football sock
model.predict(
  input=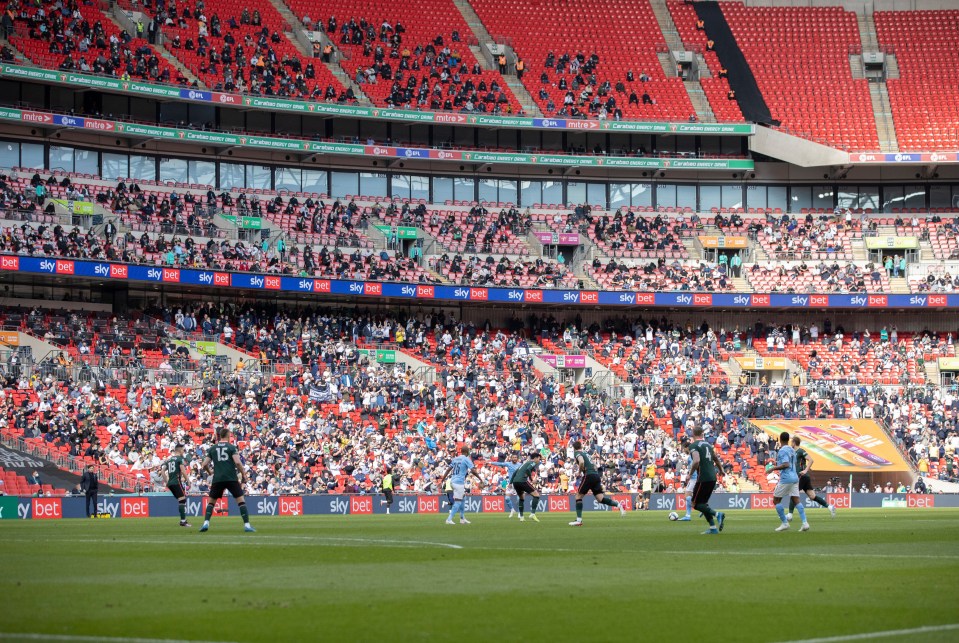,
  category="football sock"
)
[178,499,186,521]
[450,501,462,518]
[776,501,787,523]
[788,497,797,513]
[518,498,525,517]
[459,500,465,519]
[684,496,692,516]
[575,499,583,519]
[599,497,619,508]
[239,502,250,525]
[531,496,540,513]
[796,503,807,523]
[813,495,829,508]
[694,502,714,522]
[204,502,215,522]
